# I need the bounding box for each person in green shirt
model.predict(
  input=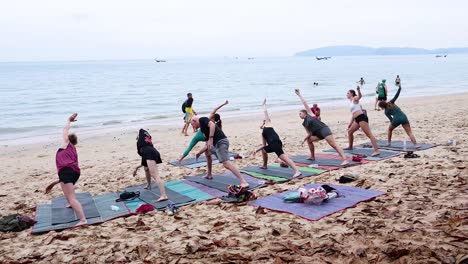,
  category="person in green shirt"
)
[378,85,419,147]
[177,100,229,171]
[377,79,388,101]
